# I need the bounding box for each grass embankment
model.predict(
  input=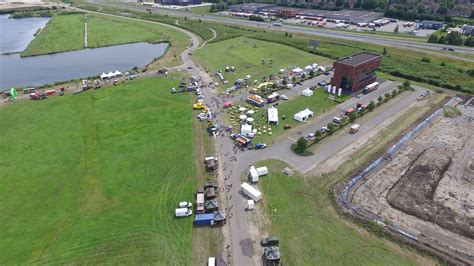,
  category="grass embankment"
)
[0,77,196,264]
[20,12,190,67]
[193,36,331,89]
[21,13,85,56]
[187,5,212,15]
